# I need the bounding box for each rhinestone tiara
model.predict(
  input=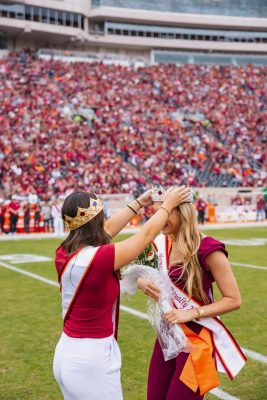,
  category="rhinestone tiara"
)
[151,186,193,203]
